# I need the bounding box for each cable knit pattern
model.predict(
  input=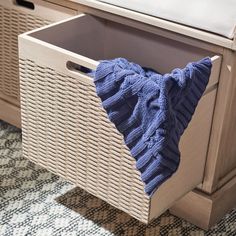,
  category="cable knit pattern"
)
[93,57,212,196]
